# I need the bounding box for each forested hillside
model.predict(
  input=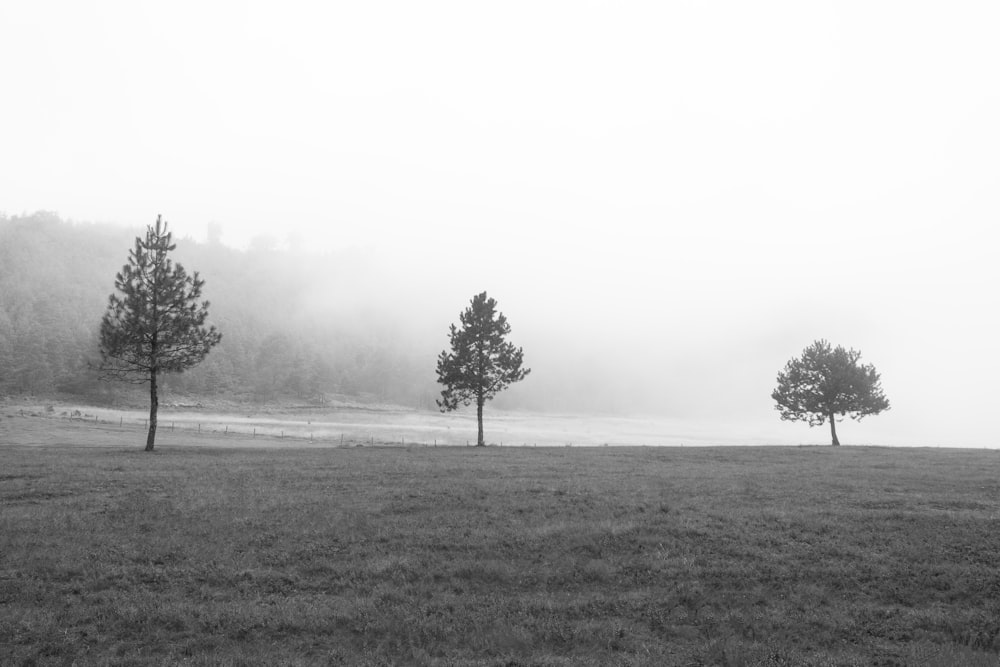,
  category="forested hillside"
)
[0,212,439,408]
